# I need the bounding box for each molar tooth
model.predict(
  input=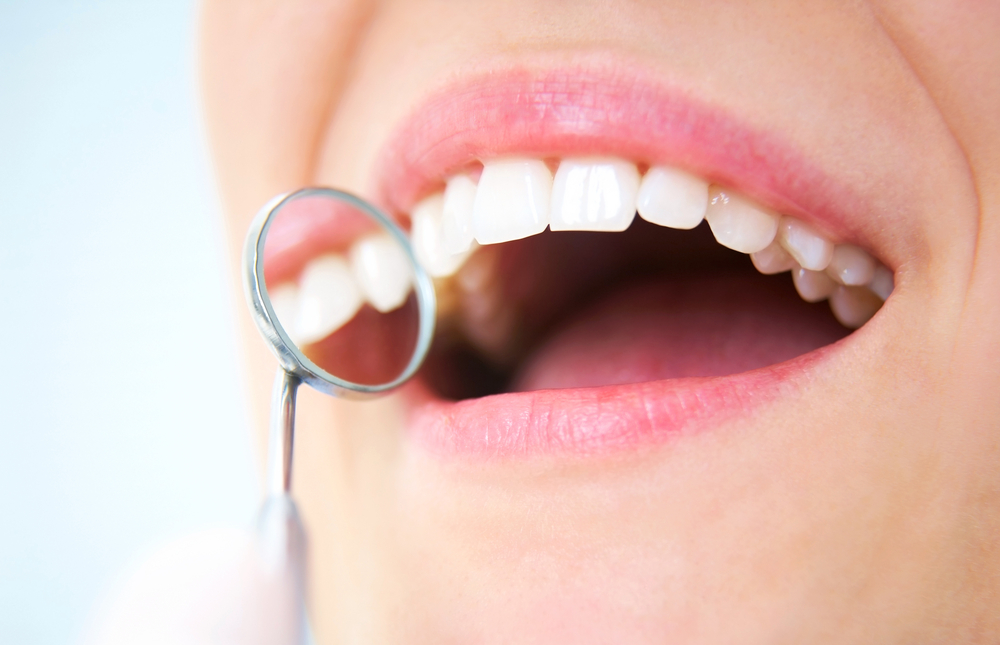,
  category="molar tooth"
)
[295,254,362,344]
[268,283,301,343]
[550,157,639,232]
[826,244,875,286]
[777,216,834,271]
[349,234,413,313]
[473,158,552,244]
[441,174,478,254]
[868,264,894,301]
[791,265,836,302]
[750,240,796,274]
[704,186,779,254]
[412,193,470,278]
[636,166,708,230]
[829,285,882,329]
